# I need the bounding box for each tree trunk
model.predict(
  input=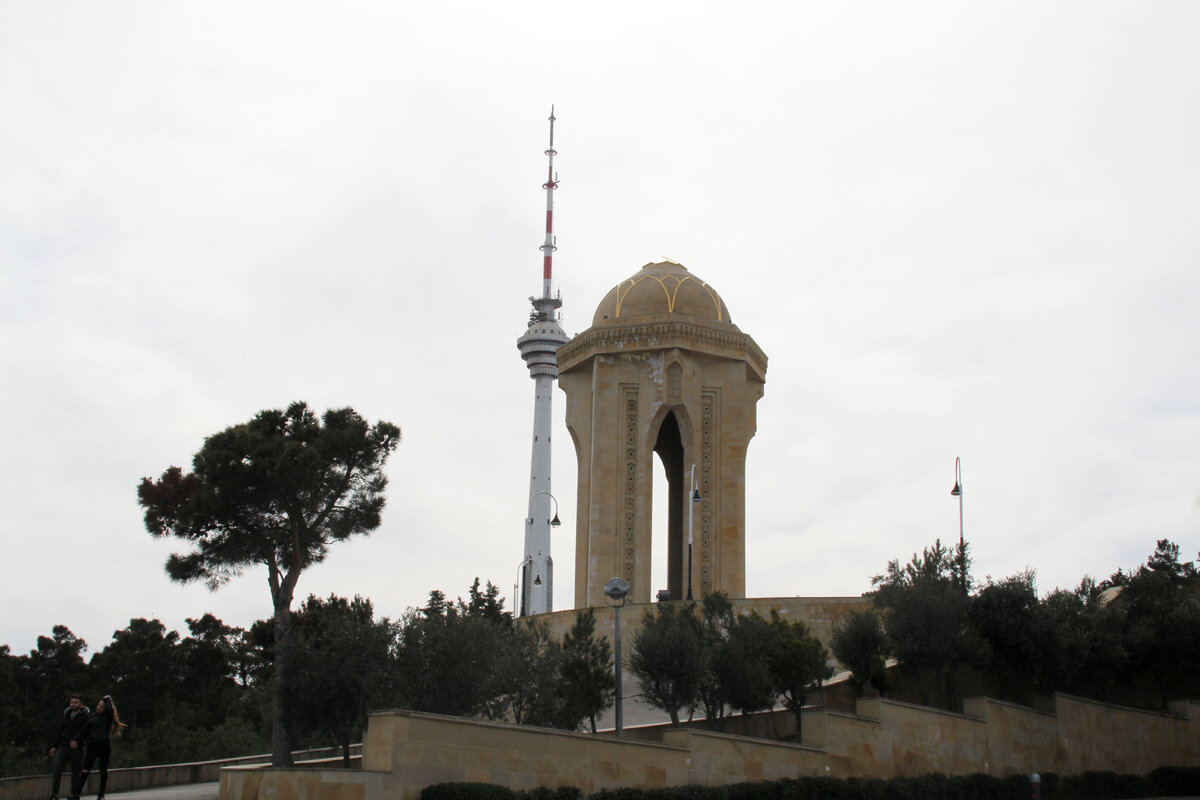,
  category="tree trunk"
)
[272,603,295,767]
